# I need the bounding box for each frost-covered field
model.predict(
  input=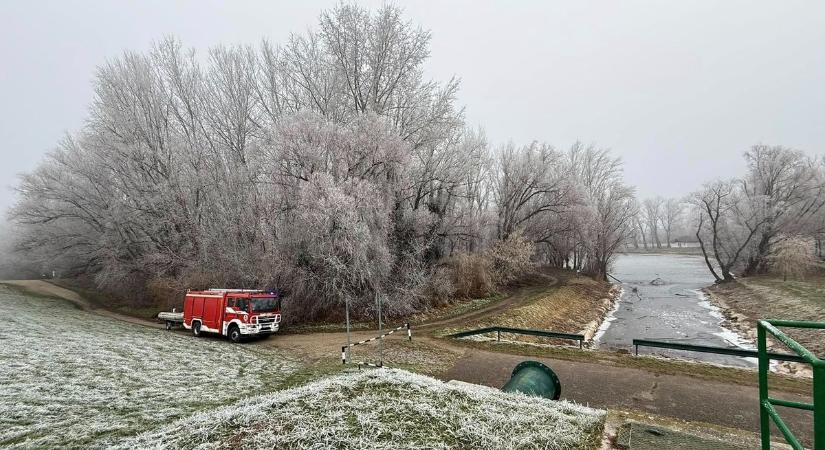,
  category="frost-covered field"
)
[120,368,605,450]
[0,286,299,449]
